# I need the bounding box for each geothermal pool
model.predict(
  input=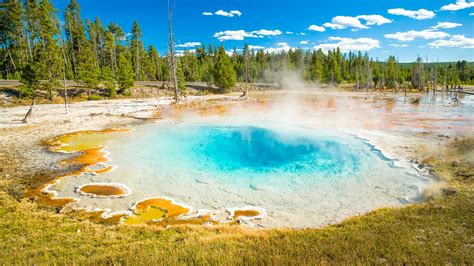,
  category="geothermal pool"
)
[49,120,433,228]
